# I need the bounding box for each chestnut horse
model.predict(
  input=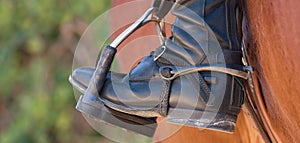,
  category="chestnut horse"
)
[110,0,300,142]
